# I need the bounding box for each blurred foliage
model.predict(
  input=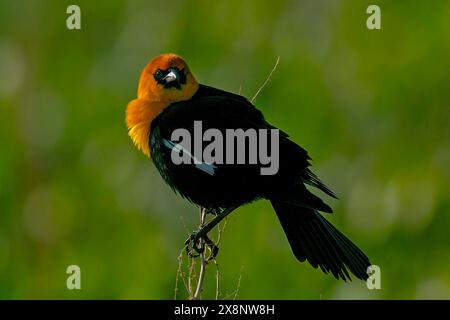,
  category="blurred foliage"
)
[0,0,450,299]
